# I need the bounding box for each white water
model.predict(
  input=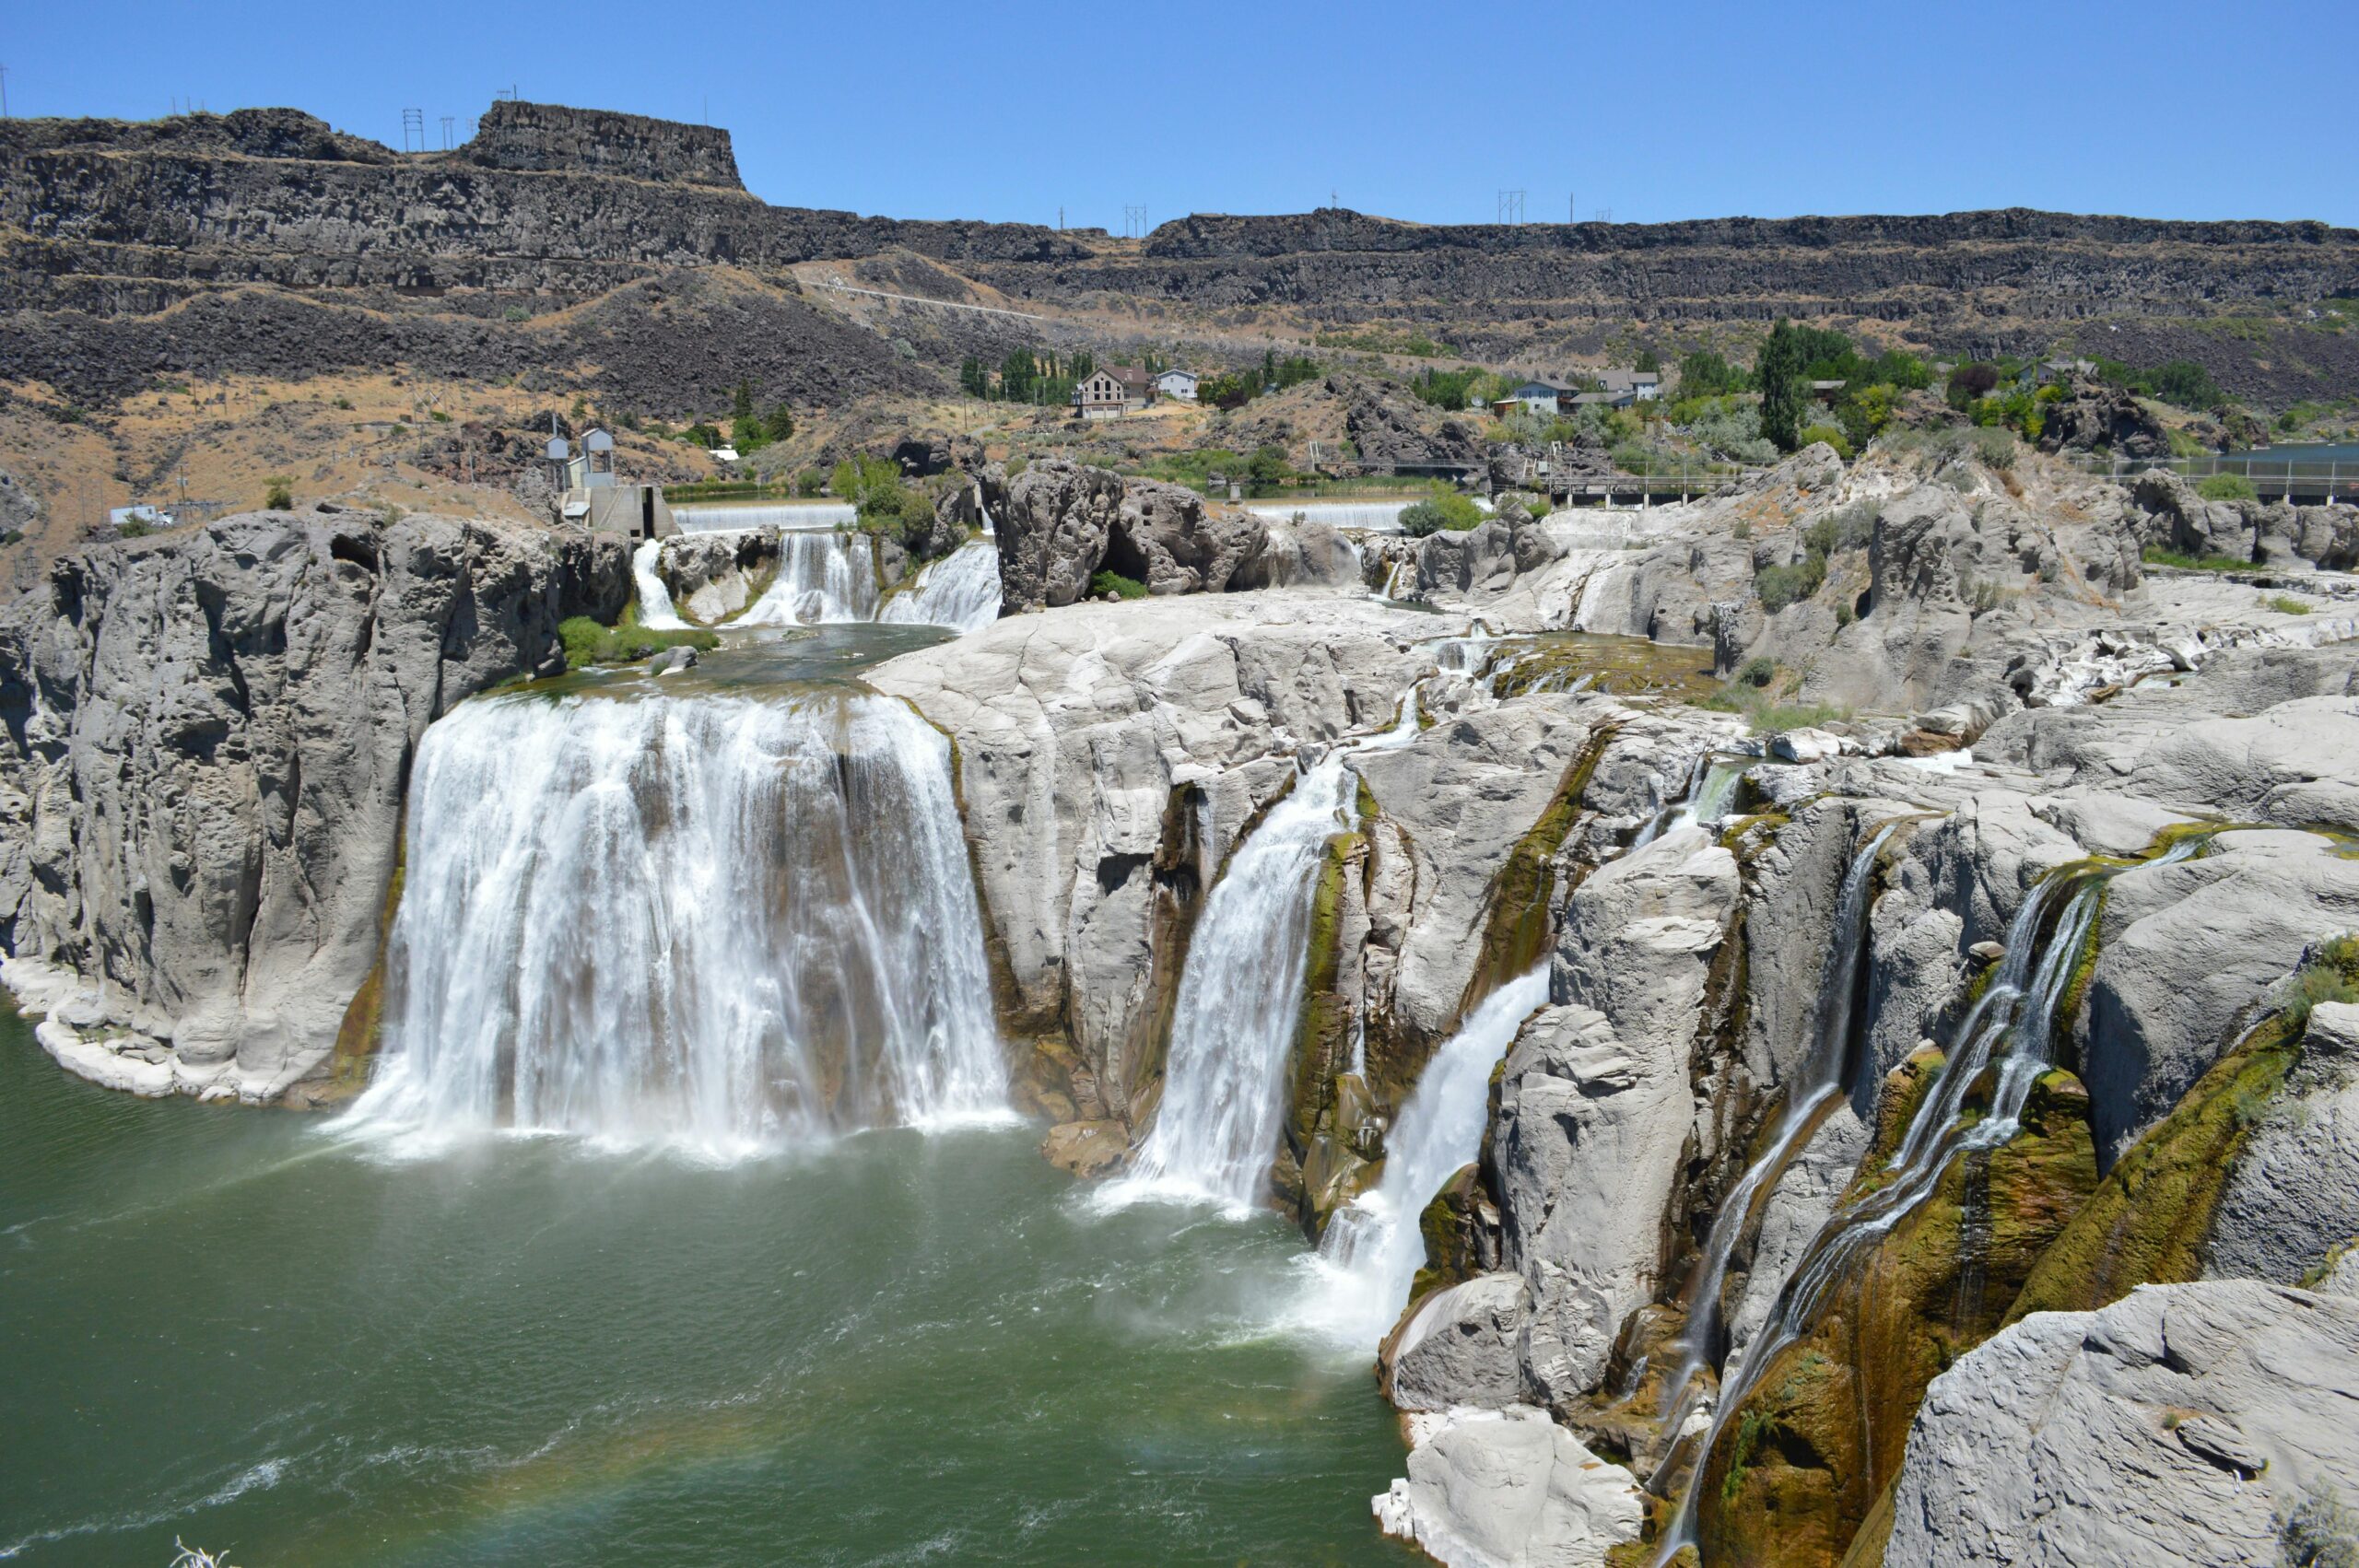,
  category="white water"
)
[673,501,856,533]
[632,538,688,631]
[737,532,880,626]
[879,541,1003,634]
[1247,499,1419,532]
[341,690,1006,1156]
[1297,966,1552,1346]
[1102,698,1424,1213]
